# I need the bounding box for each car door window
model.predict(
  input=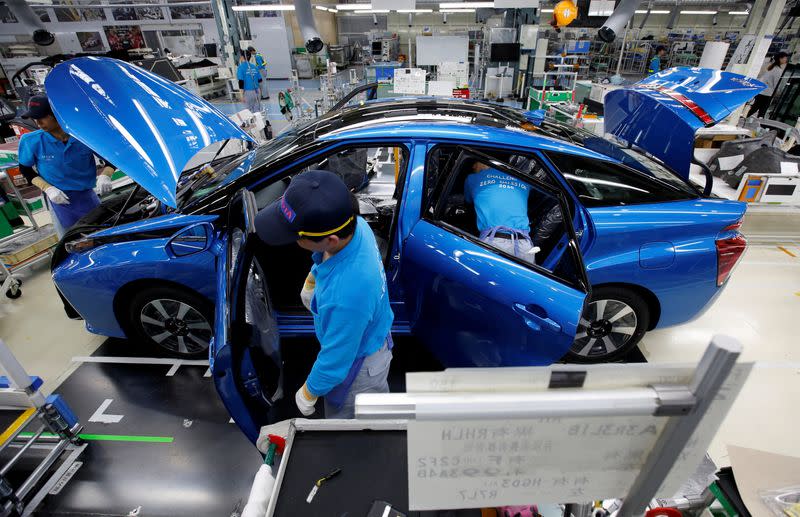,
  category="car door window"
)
[424,145,586,290]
